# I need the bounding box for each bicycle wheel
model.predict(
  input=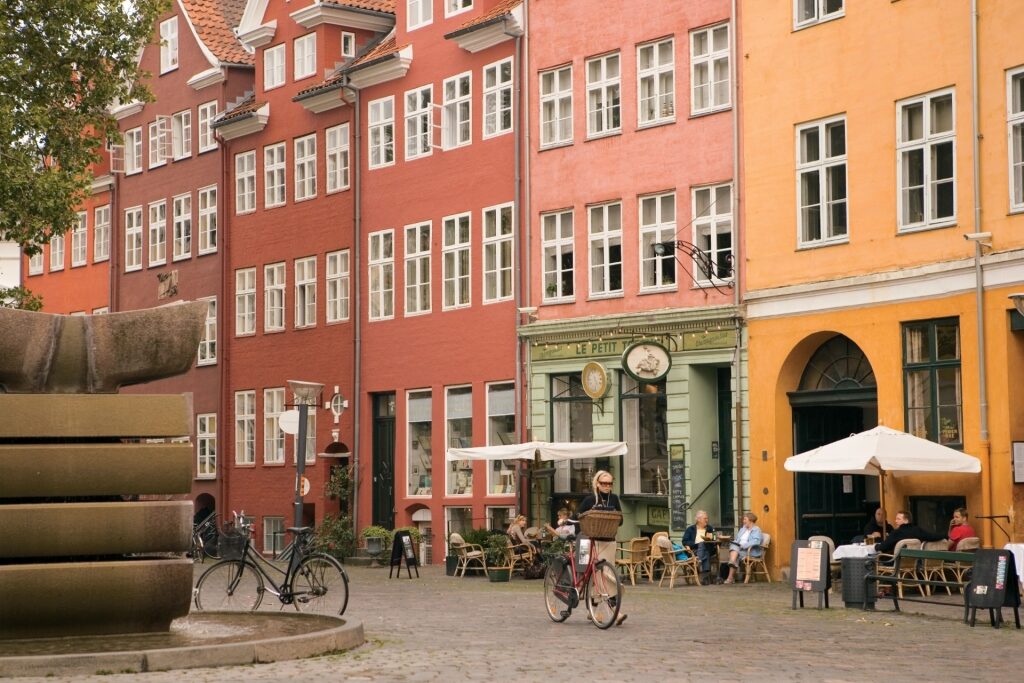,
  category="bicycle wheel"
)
[585,560,622,629]
[543,563,571,622]
[292,554,349,616]
[194,560,264,611]
[203,529,221,560]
